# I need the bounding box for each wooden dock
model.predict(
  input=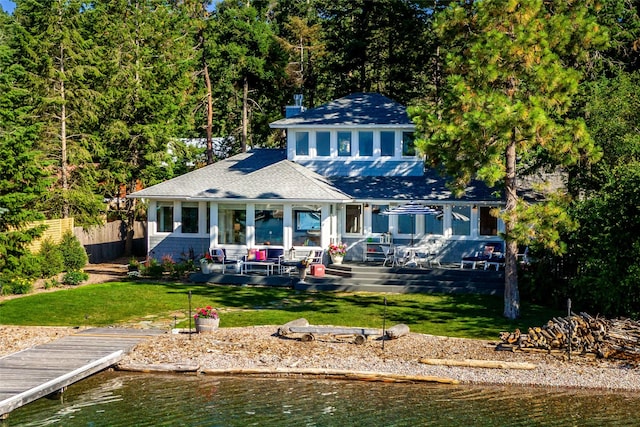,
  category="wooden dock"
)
[0,328,165,419]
